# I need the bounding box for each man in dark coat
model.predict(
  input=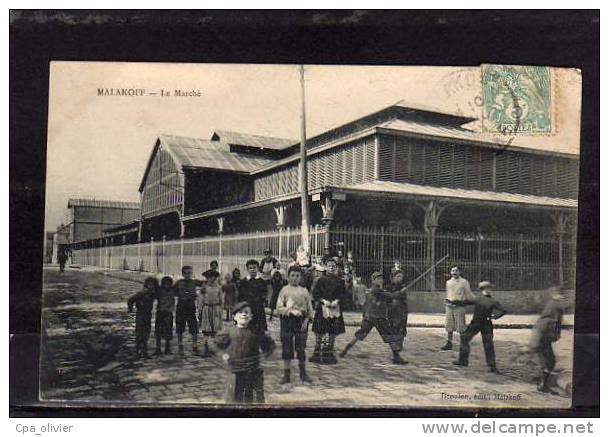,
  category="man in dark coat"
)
[237,259,268,335]
[310,258,346,364]
[453,281,506,373]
